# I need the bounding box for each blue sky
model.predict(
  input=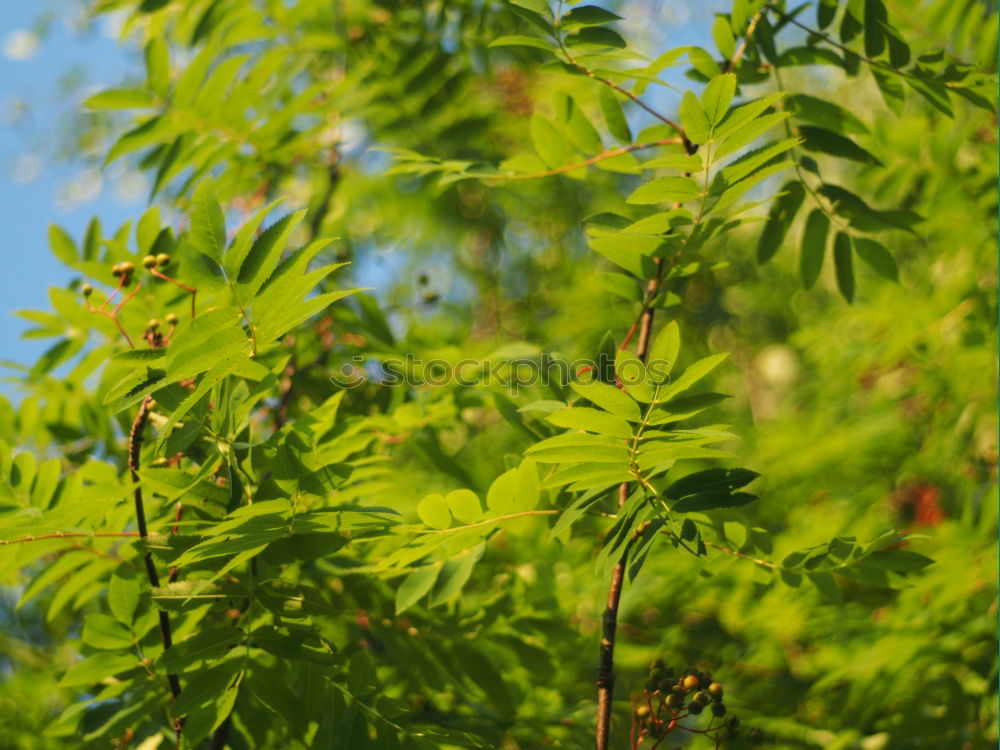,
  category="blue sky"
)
[0,2,138,372]
[0,0,727,381]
